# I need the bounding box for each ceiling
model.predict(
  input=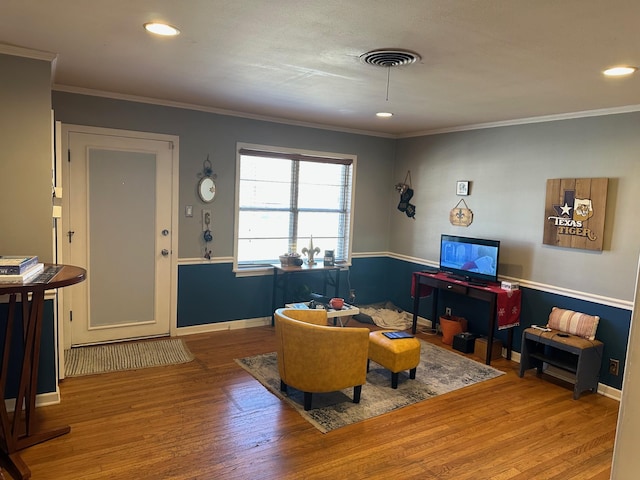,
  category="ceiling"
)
[2,0,639,137]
